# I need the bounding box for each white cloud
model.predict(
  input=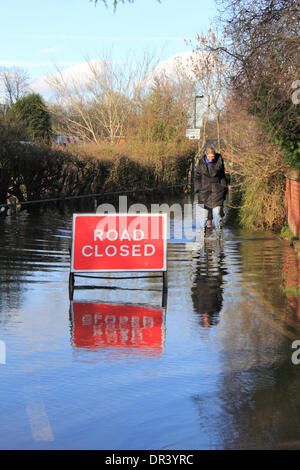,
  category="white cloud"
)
[30,59,105,96]
[151,51,198,79]
[30,52,202,98]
